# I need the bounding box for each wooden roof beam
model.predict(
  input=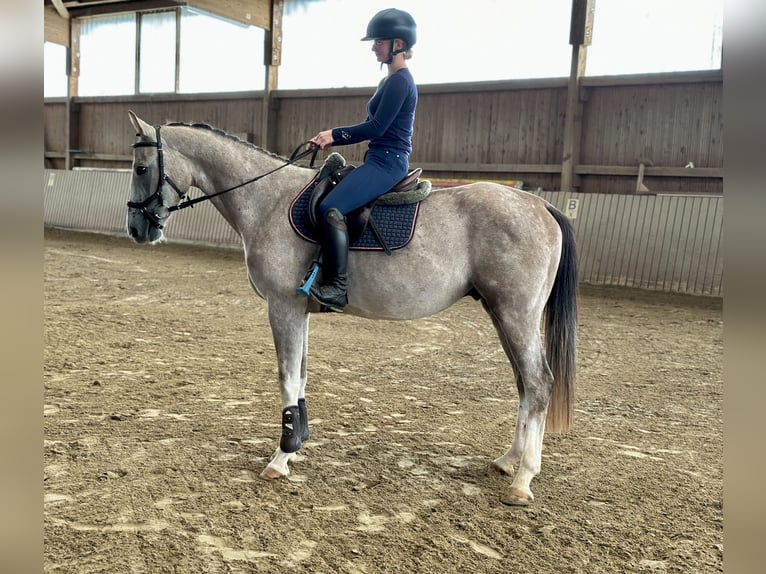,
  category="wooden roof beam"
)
[186,1,271,29]
[62,1,184,18]
[45,5,70,46]
[45,0,273,45]
[49,1,271,30]
[51,0,70,19]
